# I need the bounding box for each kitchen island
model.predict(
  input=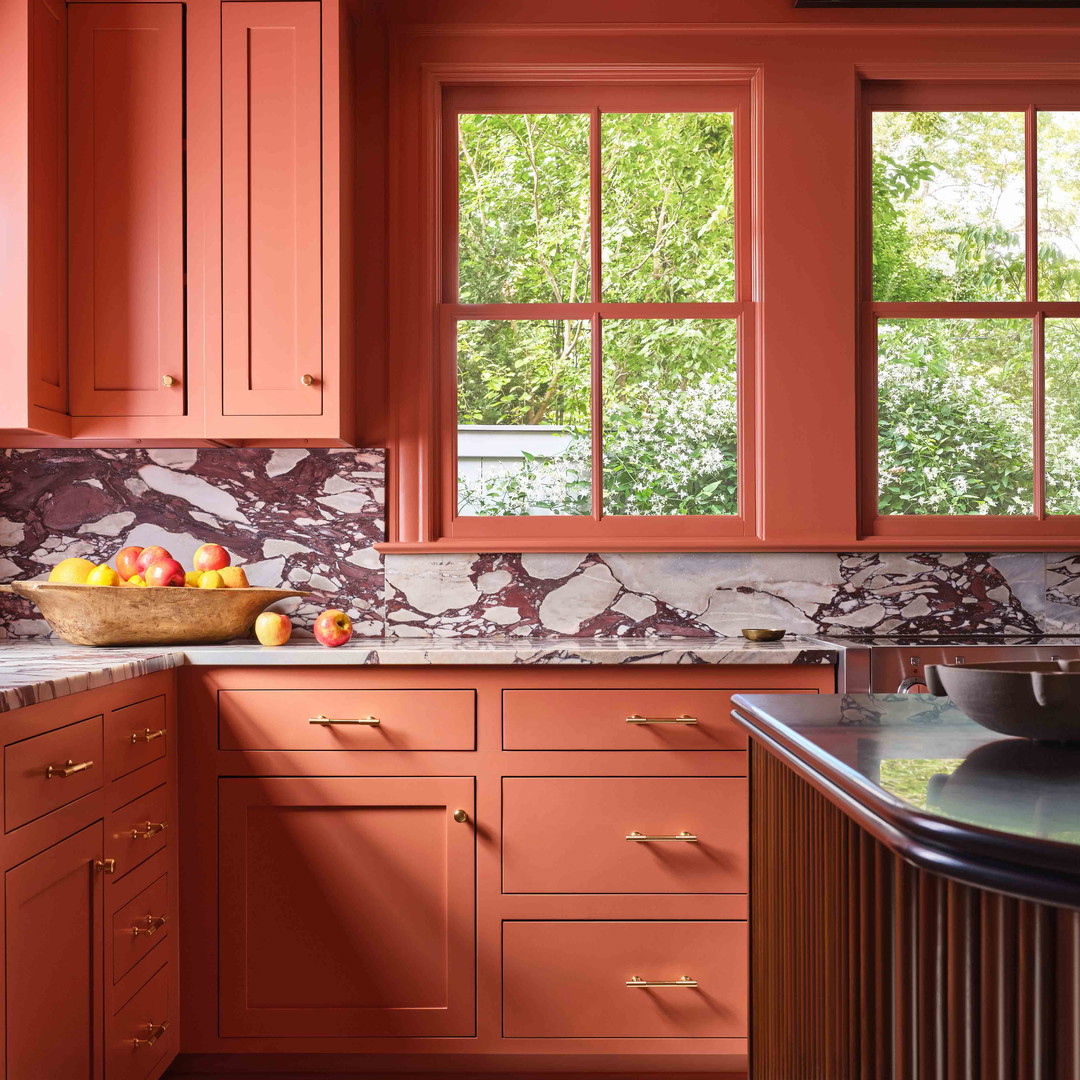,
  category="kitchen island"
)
[731,692,1080,1080]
